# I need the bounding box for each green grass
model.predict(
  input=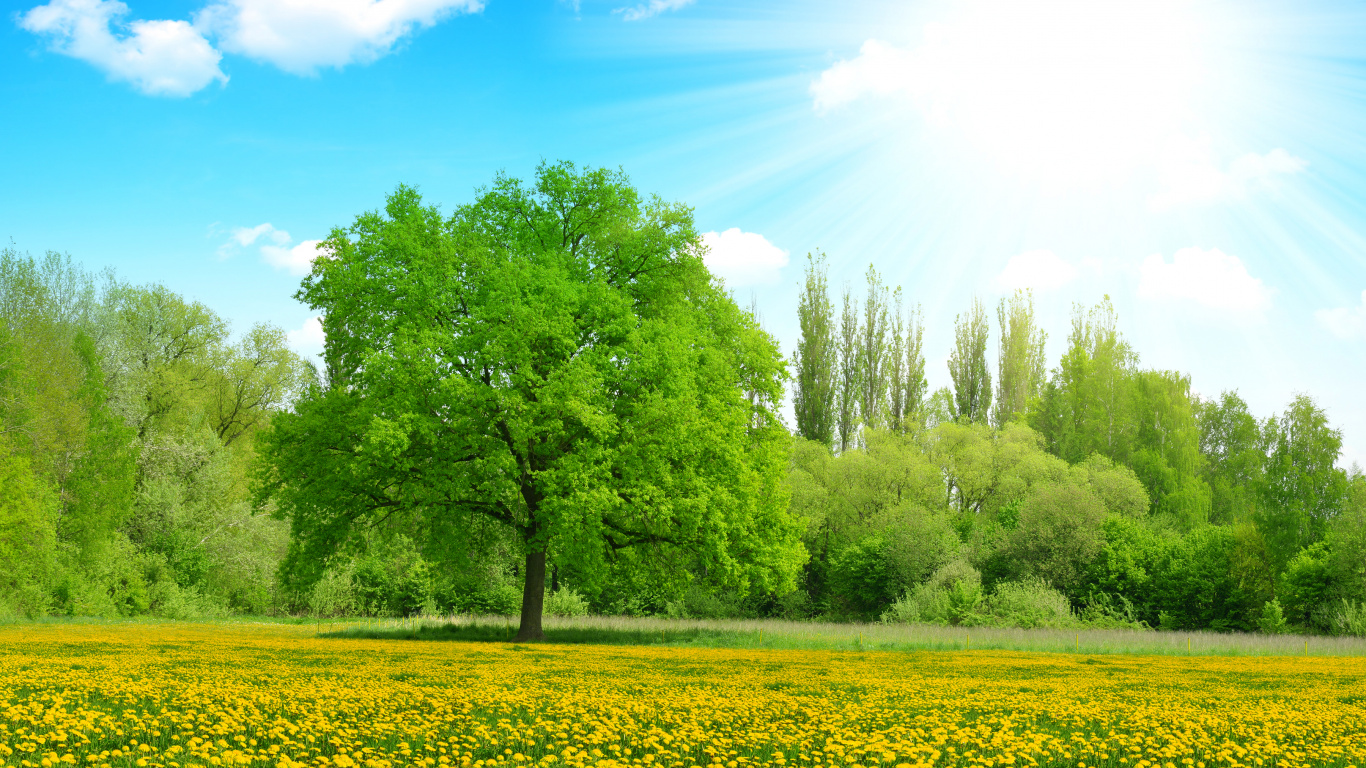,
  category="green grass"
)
[318,613,1366,656]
